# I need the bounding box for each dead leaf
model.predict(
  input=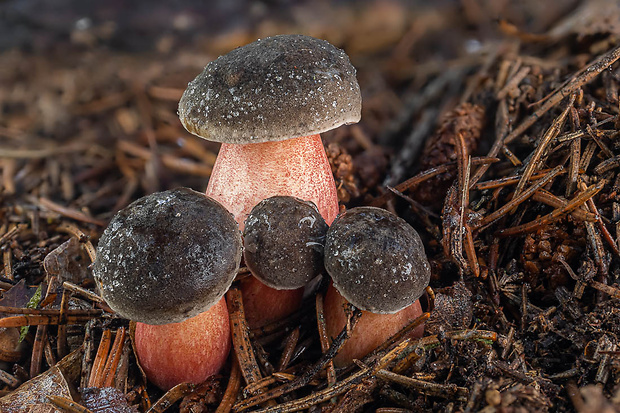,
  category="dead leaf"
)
[426,281,473,335]
[0,349,82,413]
[0,279,43,357]
[43,237,91,283]
[81,387,139,413]
[0,326,24,363]
[0,279,41,312]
